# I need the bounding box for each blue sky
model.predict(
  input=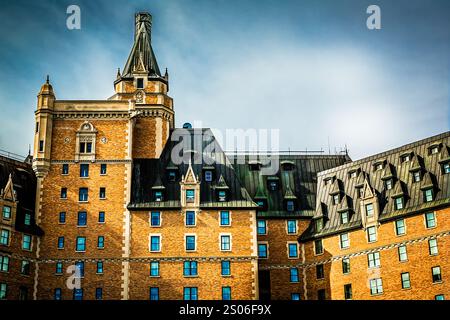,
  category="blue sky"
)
[0,0,448,159]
